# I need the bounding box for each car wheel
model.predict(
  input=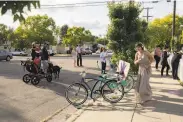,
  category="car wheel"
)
[6,56,11,61]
